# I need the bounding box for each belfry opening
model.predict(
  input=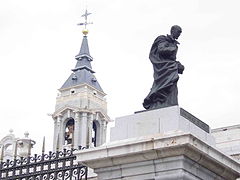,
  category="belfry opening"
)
[65,118,74,145]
